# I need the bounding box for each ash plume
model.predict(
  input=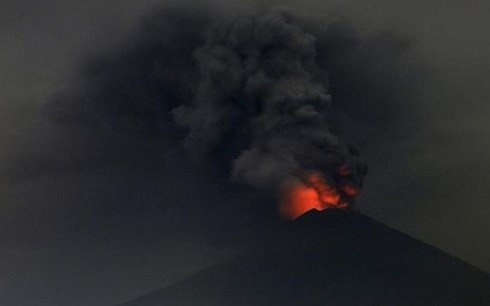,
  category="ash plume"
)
[50,5,418,218]
[174,10,367,206]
